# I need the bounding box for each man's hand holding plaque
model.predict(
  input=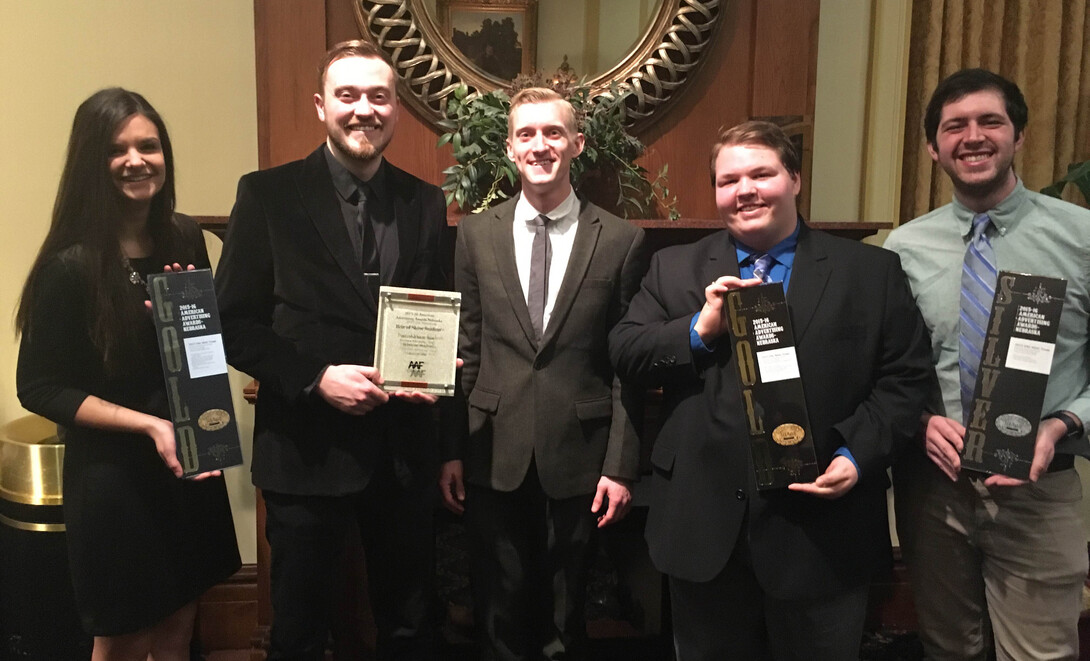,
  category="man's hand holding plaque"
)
[982,415,1066,487]
[921,412,966,482]
[316,364,389,414]
[787,454,859,499]
[693,275,763,344]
